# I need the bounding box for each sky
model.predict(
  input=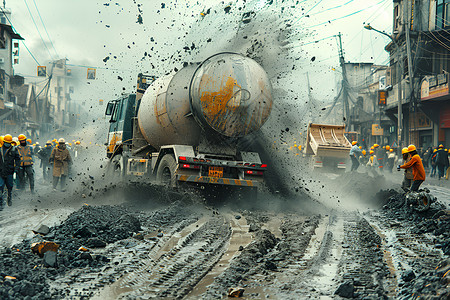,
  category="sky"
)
[5,0,394,110]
